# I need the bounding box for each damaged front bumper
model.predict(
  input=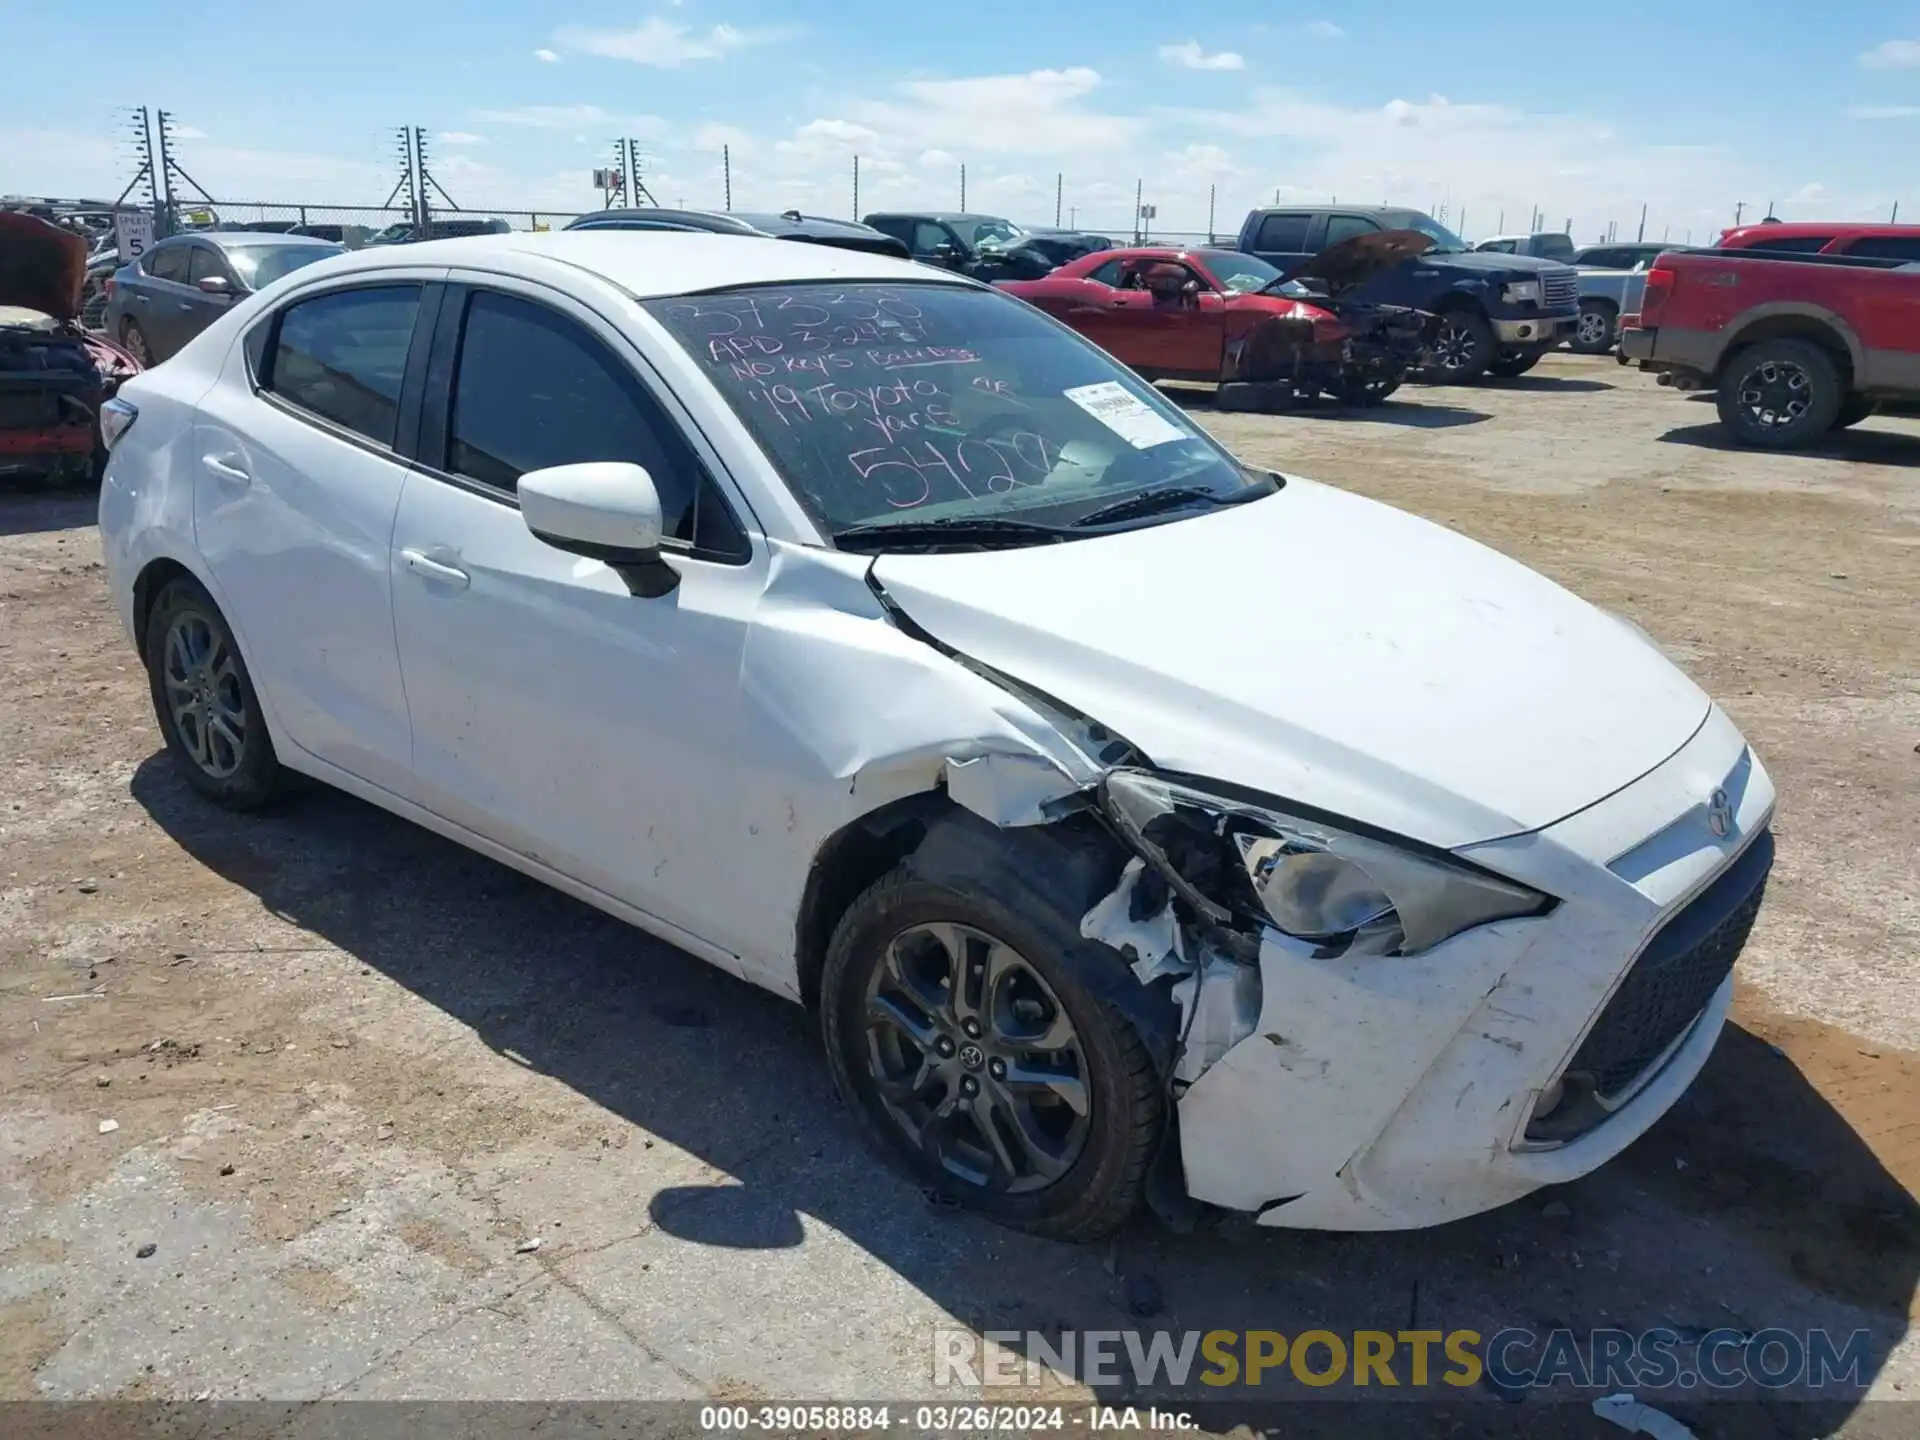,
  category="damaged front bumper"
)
[1088,705,1773,1230]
